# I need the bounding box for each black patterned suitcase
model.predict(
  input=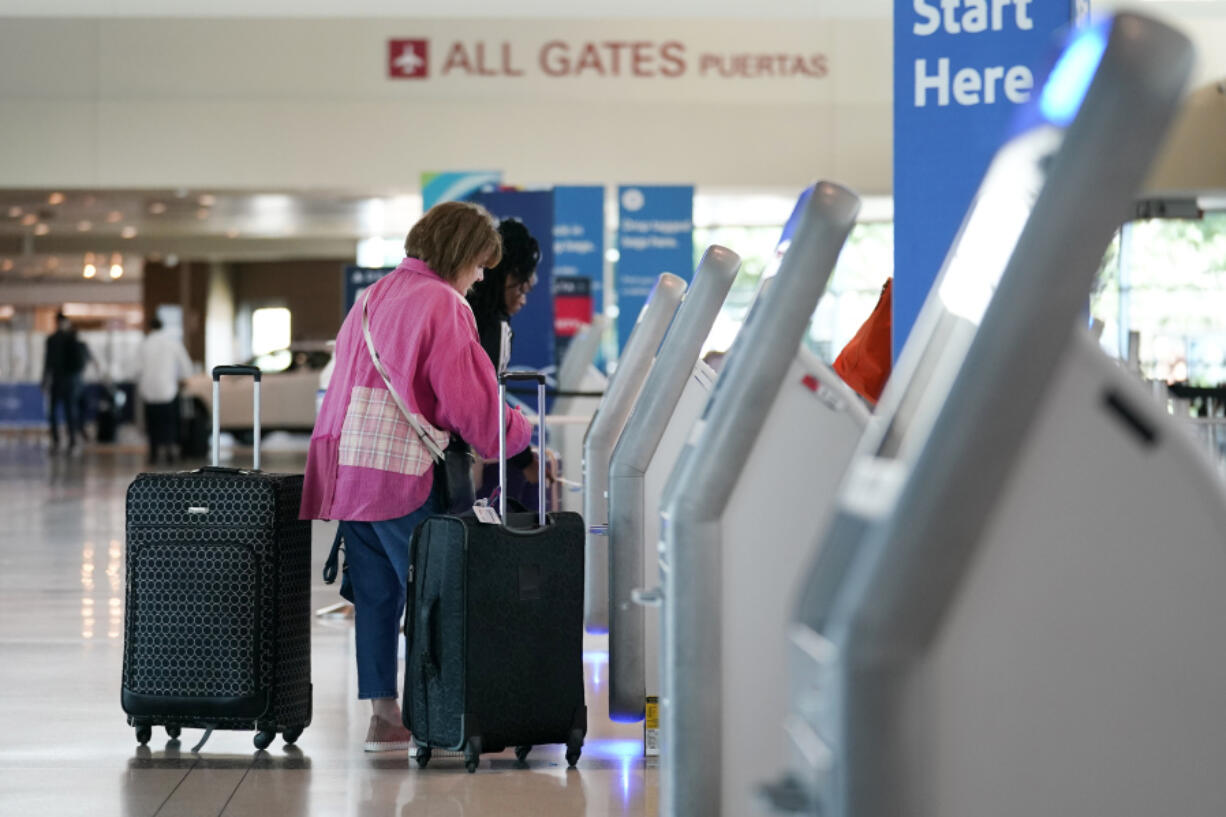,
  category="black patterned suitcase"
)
[403,373,587,772]
[122,365,312,751]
